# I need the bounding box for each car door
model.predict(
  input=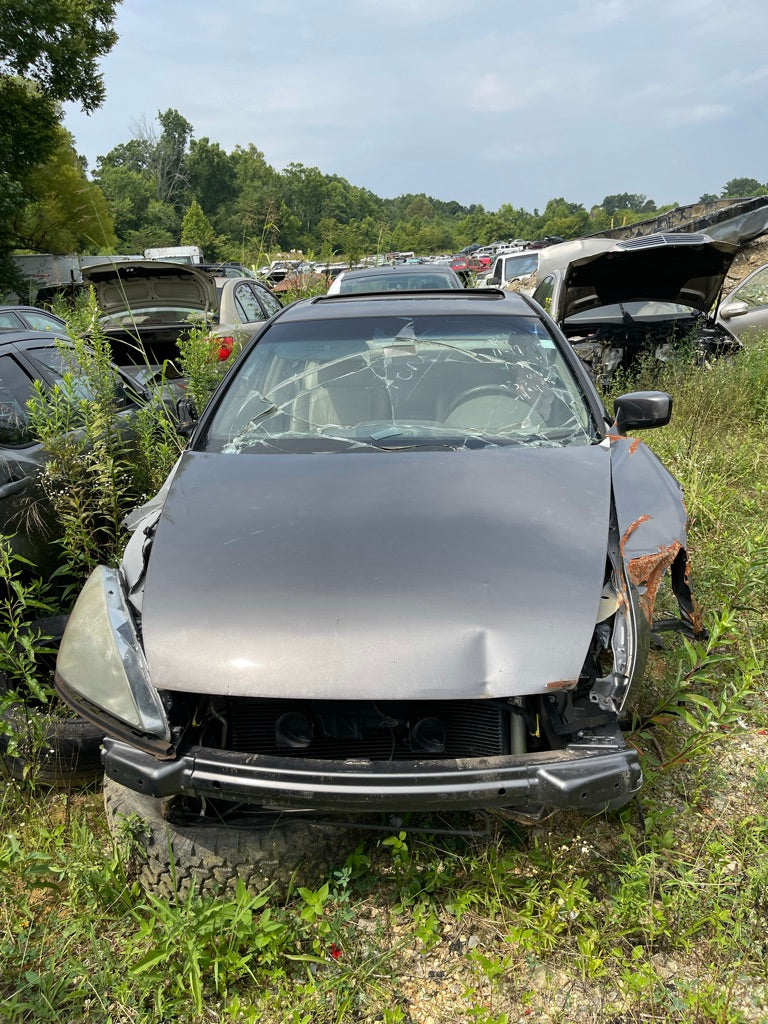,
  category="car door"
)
[532,273,558,317]
[0,351,51,562]
[717,263,768,339]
